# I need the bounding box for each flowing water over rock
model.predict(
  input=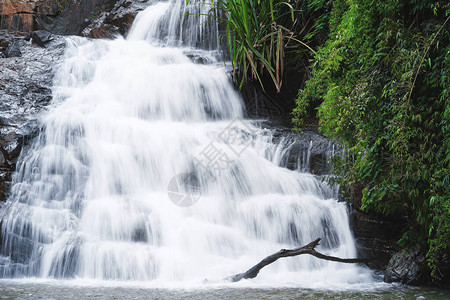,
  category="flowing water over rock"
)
[0,0,374,286]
